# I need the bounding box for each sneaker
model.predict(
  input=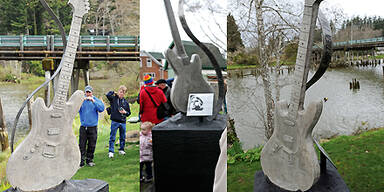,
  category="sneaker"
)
[108,152,114,158]
[144,177,153,183]
[119,150,126,155]
[87,162,96,167]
